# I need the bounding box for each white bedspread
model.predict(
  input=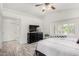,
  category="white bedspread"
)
[37,38,79,56]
